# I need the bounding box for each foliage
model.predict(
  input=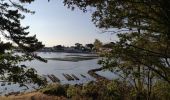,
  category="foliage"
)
[102,42,115,49]
[64,0,170,35]
[74,43,83,50]
[53,45,64,50]
[68,80,132,100]
[40,80,139,100]
[93,39,103,52]
[0,0,46,86]
[40,83,68,96]
[63,0,170,99]
[85,44,94,50]
[153,80,170,100]
[67,85,82,98]
[63,0,170,81]
[39,80,170,100]
[106,80,130,100]
[81,81,100,99]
